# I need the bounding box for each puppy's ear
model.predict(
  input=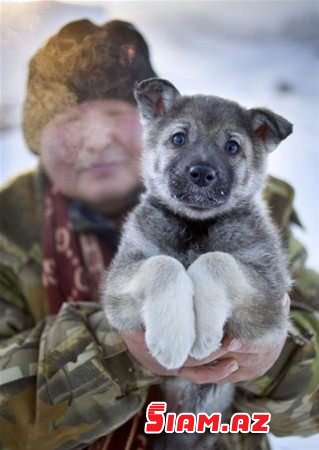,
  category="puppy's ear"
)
[134,78,181,124]
[250,107,293,152]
